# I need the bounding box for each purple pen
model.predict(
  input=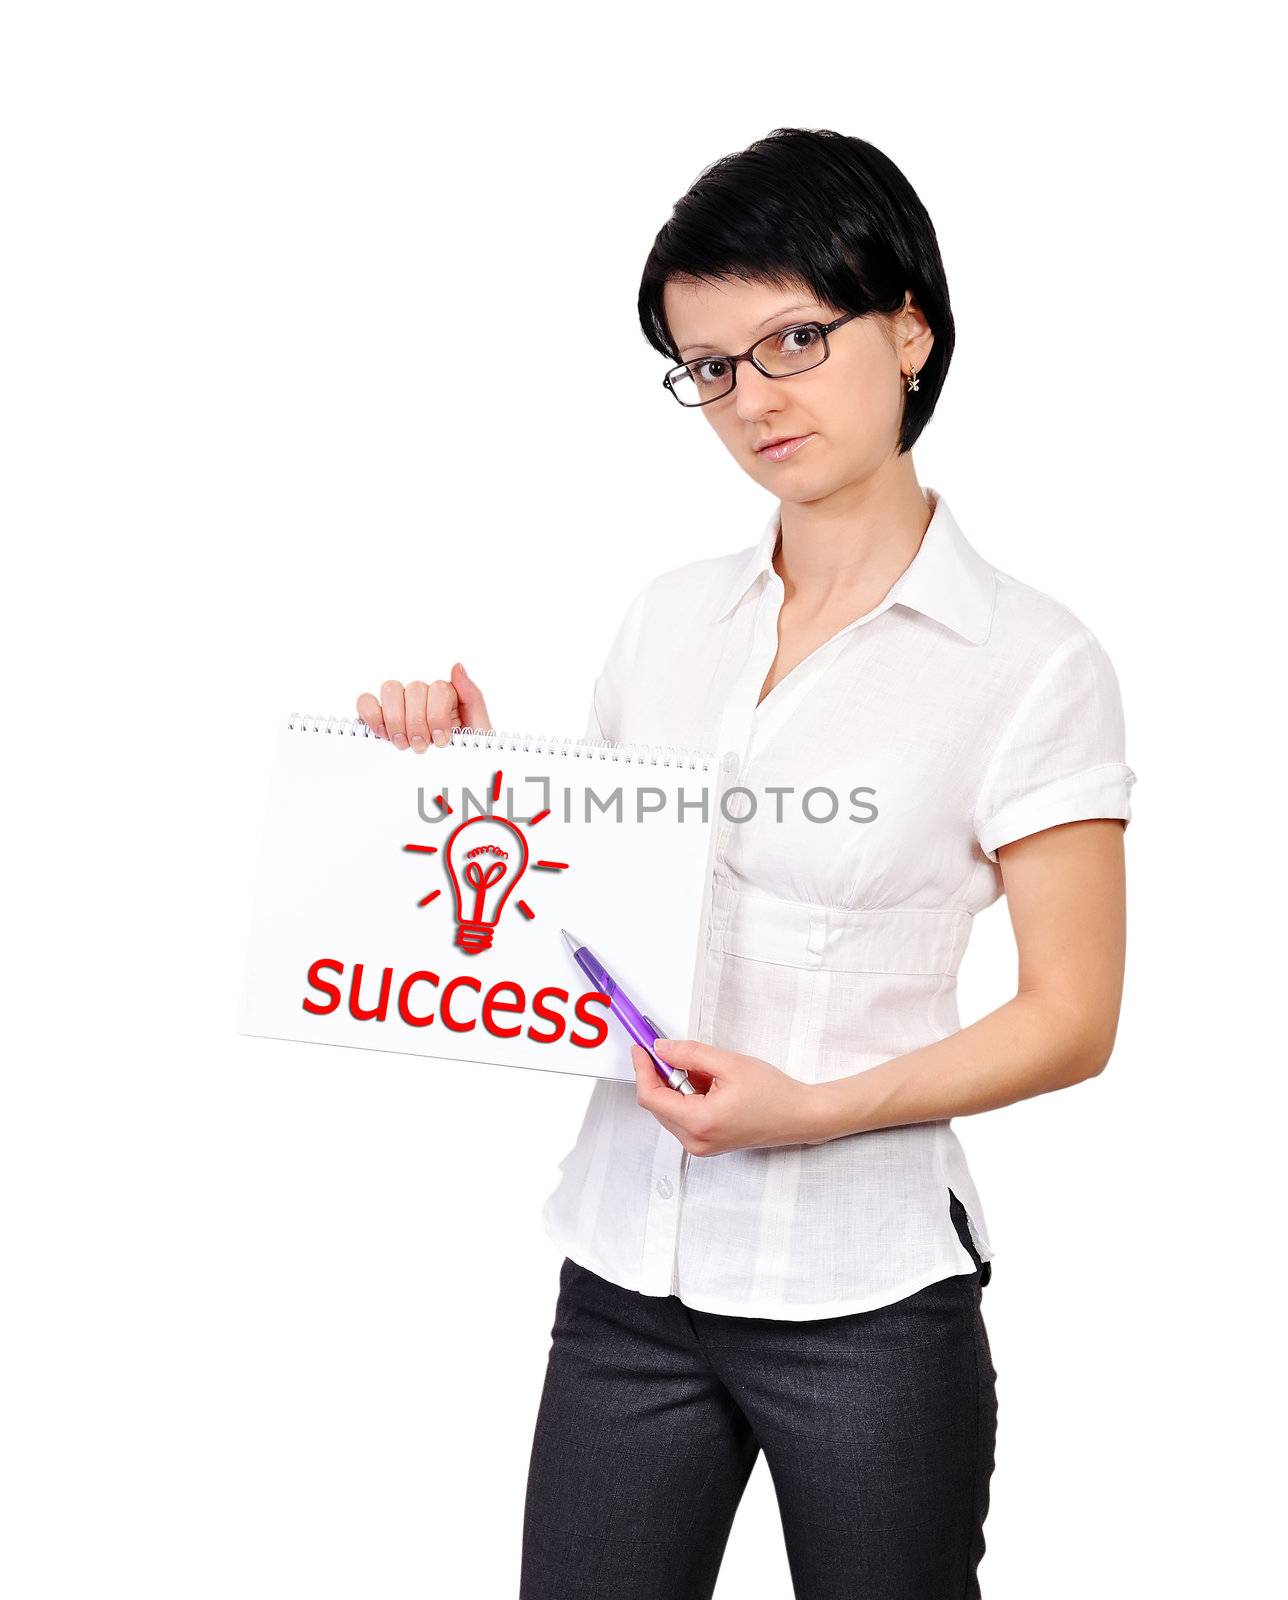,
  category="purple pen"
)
[560,929,695,1095]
